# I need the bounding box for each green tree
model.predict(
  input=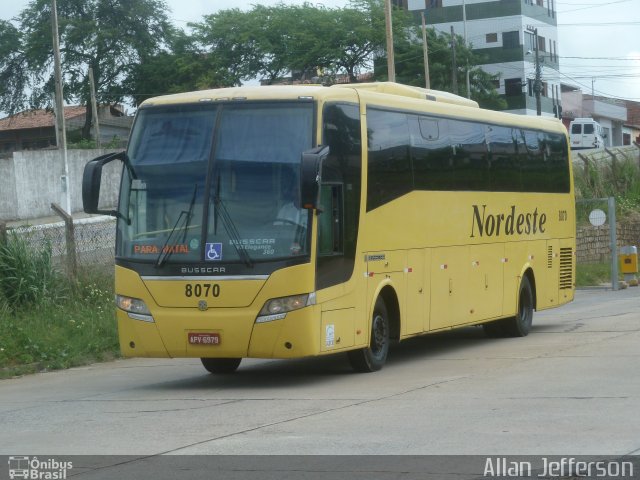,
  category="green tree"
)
[0,0,173,138]
[337,0,414,83]
[190,8,260,86]
[376,24,506,110]
[124,30,240,107]
[190,2,403,86]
